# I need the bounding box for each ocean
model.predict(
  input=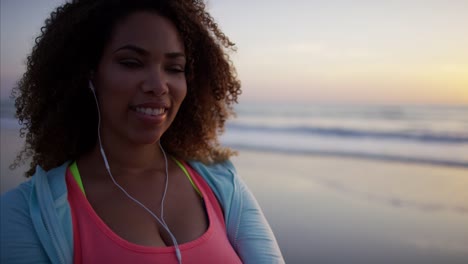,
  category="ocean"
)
[223,102,468,168]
